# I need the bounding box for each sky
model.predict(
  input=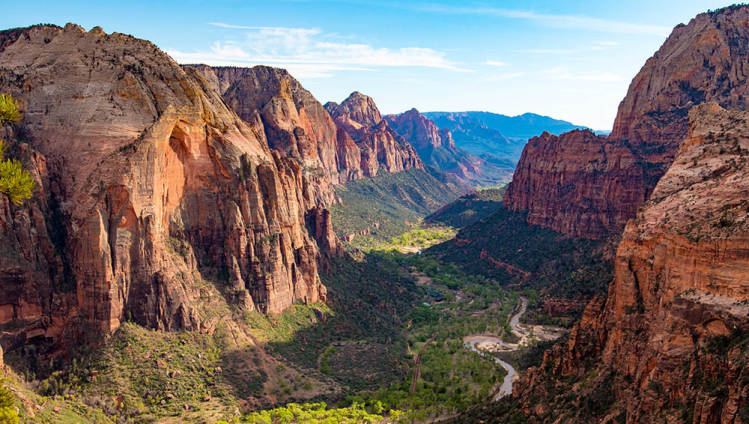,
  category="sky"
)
[4,0,739,130]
